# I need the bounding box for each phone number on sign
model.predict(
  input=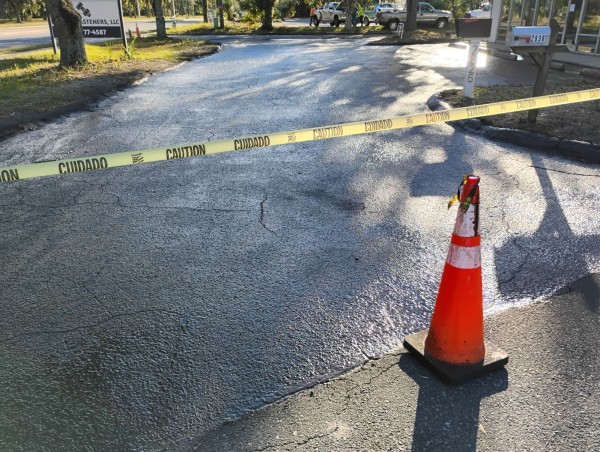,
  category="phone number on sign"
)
[83,28,108,37]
